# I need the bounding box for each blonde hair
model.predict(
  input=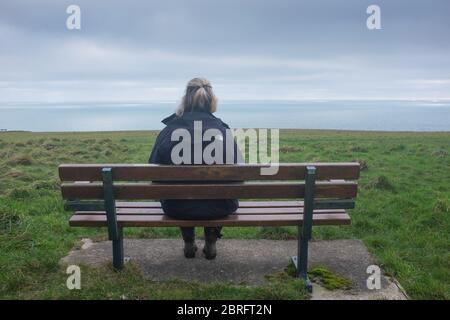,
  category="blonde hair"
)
[176,78,218,116]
